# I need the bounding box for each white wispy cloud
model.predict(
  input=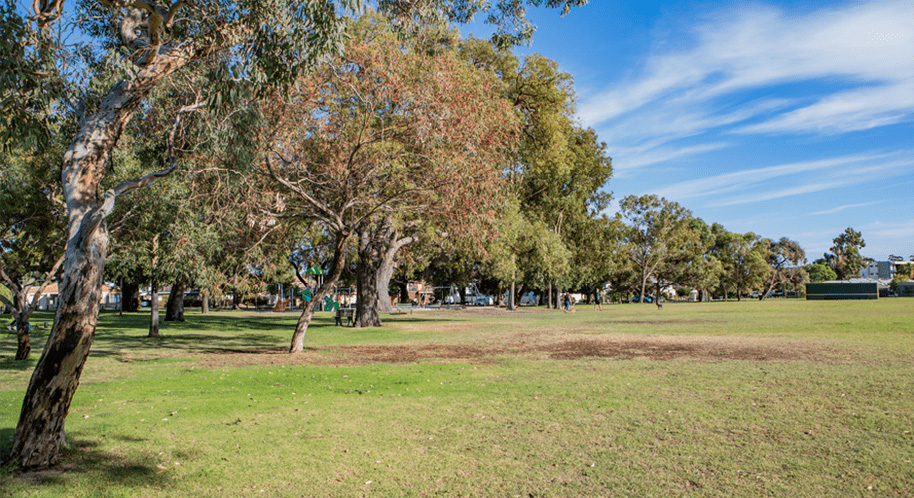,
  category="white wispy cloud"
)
[654,152,900,201]
[810,202,882,216]
[578,0,913,170]
[707,157,911,207]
